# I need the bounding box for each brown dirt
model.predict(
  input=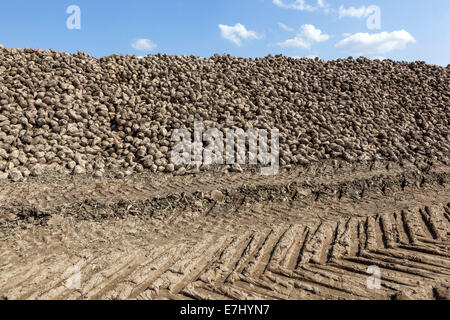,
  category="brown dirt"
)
[0,160,448,300]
